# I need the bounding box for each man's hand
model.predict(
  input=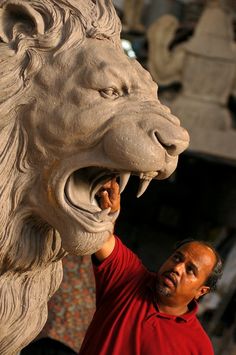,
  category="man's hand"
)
[97,178,120,213]
[94,178,120,261]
